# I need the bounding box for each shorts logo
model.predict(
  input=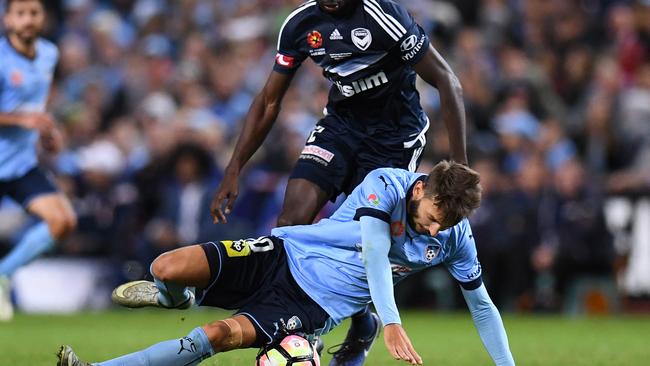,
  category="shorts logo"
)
[351,28,372,50]
[275,53,295,68]
[367,193,380,206]
[307,30,323,48]
[286,316,302,330]
[223,239,250,257]
[274,316,303,337]
[390,221,404,236]
[300,145,334,164]
[425,245,440,262]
